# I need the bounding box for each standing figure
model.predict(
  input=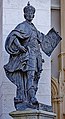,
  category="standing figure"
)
[4,2,61,110]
